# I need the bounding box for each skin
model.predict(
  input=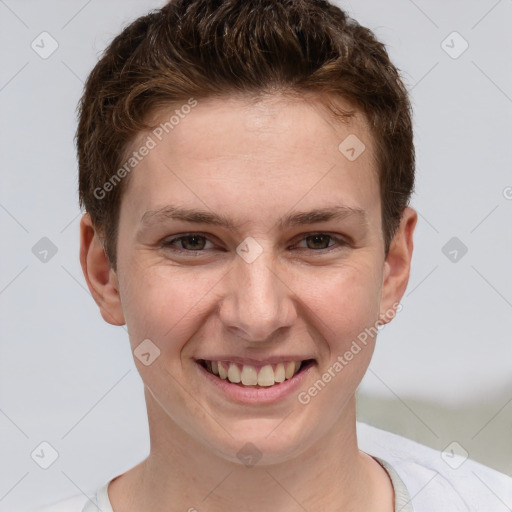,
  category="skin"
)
[80,93,417,512]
